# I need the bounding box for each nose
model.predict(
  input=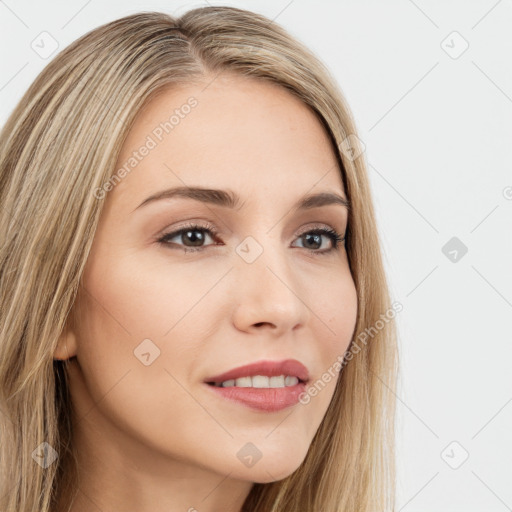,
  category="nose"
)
[230,242,310,336]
